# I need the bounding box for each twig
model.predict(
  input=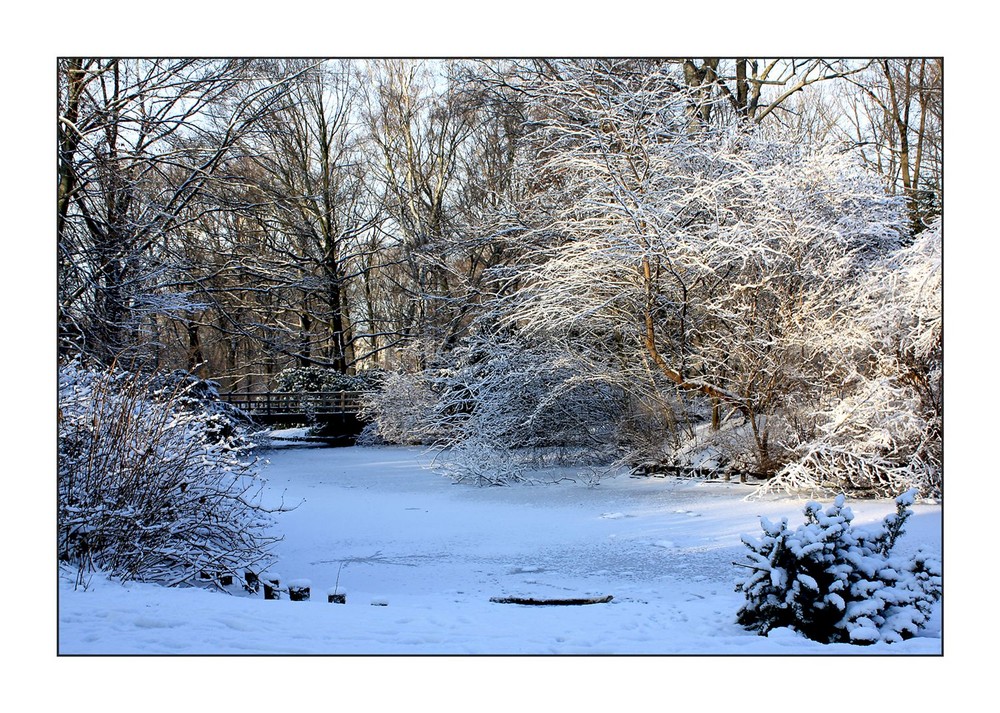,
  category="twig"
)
[333,561,345,595]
